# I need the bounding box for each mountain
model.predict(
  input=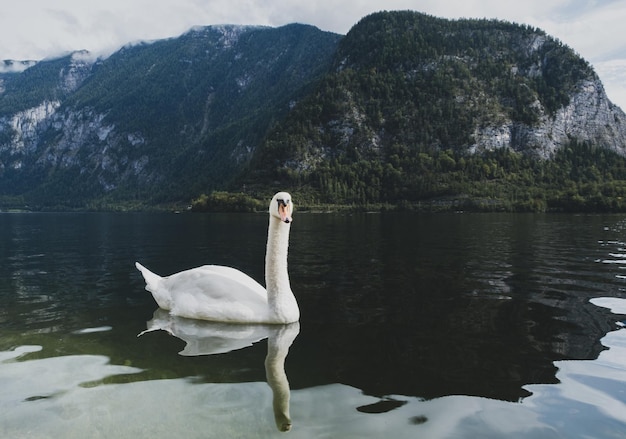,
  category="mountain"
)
[245,11,626,211]
[1,11,626,211]
[0,24,341,208]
